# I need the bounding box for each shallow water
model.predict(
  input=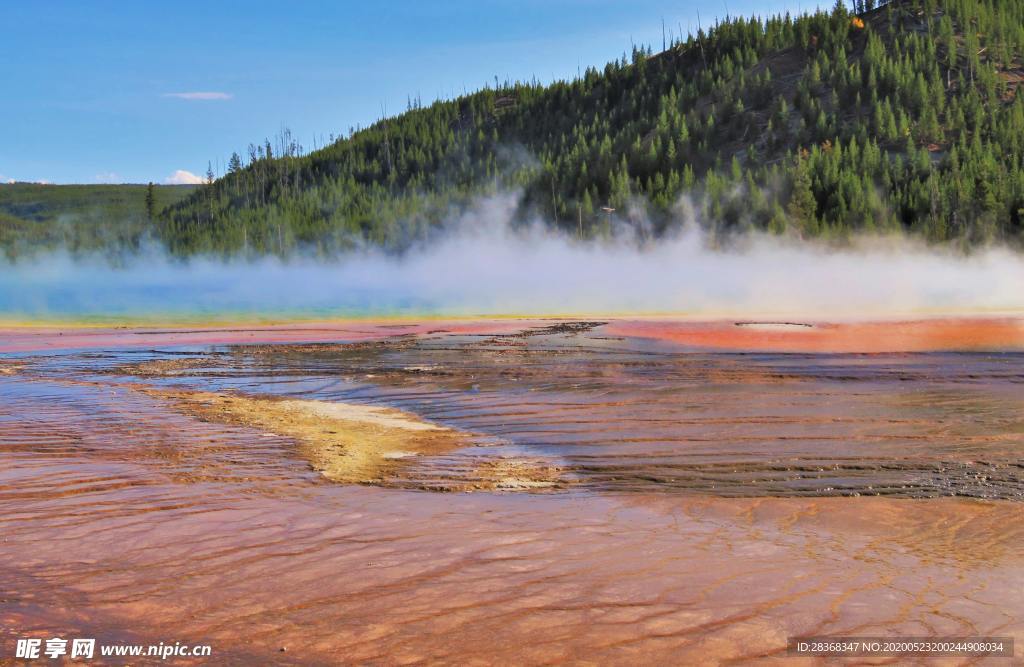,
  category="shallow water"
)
[2,320,1023,663]
[30,323,1024,499]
